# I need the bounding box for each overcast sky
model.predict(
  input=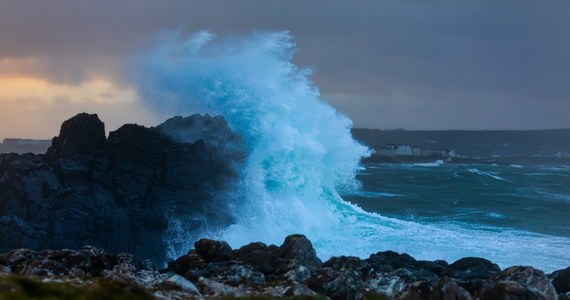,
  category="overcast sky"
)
[1,0,569,139]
